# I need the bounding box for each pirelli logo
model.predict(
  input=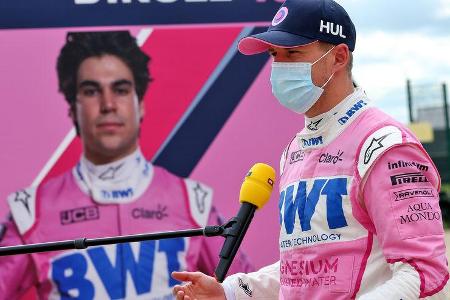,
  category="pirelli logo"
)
[393,188,434,201]
[390,172,429,186]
